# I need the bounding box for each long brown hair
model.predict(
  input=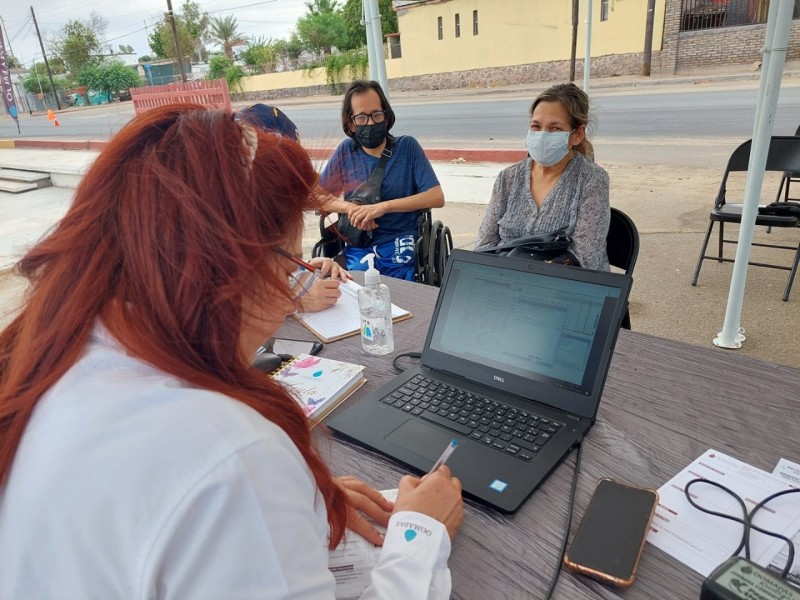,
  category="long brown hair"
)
[0,104,348,547]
